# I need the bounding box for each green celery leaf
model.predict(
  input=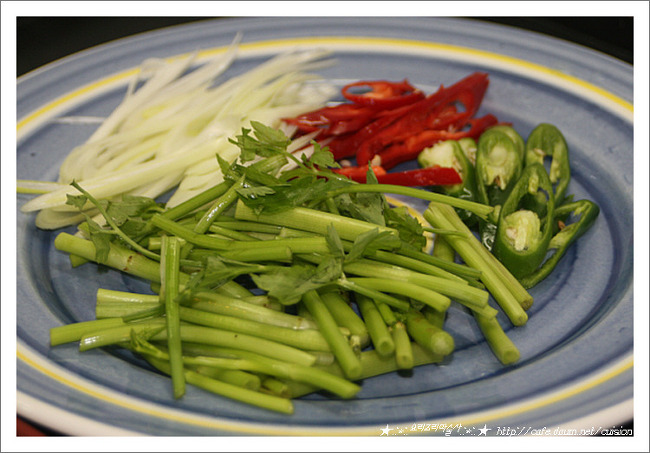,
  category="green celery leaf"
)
[365,166,380,184]
[241,166,286,187]
[66,193,88,210]
[346,228,401,262]
[119,217,150,238]
[250,121,292,152]
[252,264,324,305]
[236,186,276,200]
[313,255,343,283]
[305,141,340,169]
[251,256,342,305]
[216,154,236,179]
[335,192,386,227]
[384,205,426,250]
[229,122,292,163]
[84,217,113,263]
[105,195,160,226]
[197,255,268,290]
[325,224,345,259]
